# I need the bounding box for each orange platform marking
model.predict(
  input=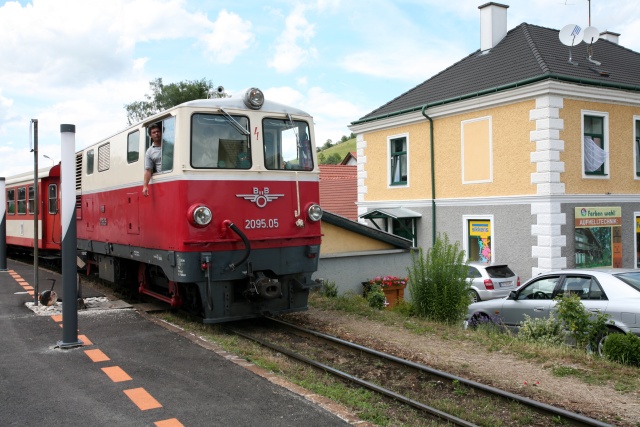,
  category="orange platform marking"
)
[78,335,92,346]
[27,291,34,296]
[155,418,184,427]
[124,388,163,411]
[84,349,110,362]
[51,315,63,323]
[101,366,132,383]
[22,285,34,290]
